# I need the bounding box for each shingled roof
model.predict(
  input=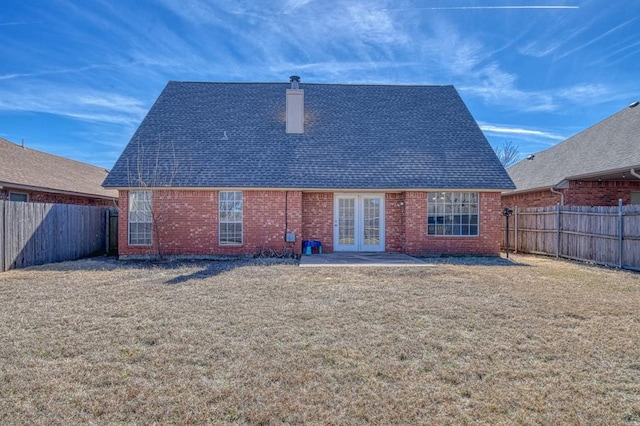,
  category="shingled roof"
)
[0,137,117,200]
[507,101,640,193]
[103,81,514,191]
